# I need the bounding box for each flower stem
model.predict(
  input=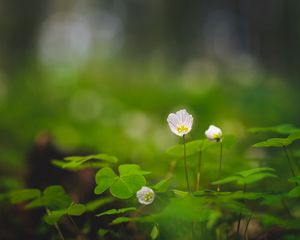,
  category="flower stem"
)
[244,213,252,240]
[183,135,191,193]
[195,150,202,191]
[217,141,223,192]
[236,184,246,239]
[46,208,65,240]
[282,146,298,186]
[67,215,85,240]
